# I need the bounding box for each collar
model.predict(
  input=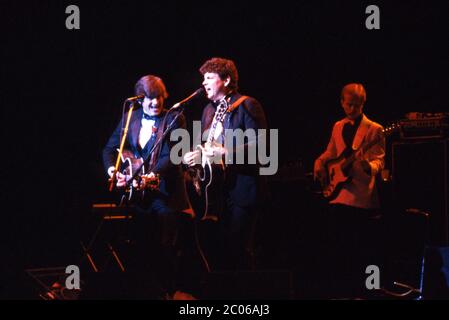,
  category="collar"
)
[143,113,159,121]
[212,91,235,107]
